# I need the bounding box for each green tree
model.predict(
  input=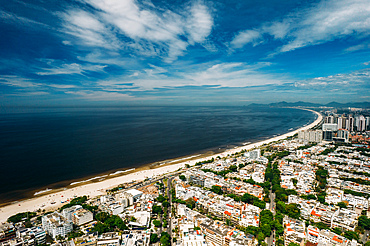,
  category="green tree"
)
[229,165,238,172]
[162,201,170,208]
[288,243,300,246]
[179,175,186,181]
[344,231,359,241]
[211,185,223,195]
[358,216,370,230]
[150,233,159,243]
[153,220,162,227]
[337,202,347,208]
[152,205,163,214]
[160,232,171,246]
[157,195,166,203]
[7,212,37,223]
[332,228,342,236]
[257,232,265,242]
[261,224,271,236]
